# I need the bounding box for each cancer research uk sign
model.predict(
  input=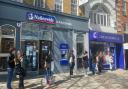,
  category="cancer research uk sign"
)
[89,31,123,43]
[27,12,56,24]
